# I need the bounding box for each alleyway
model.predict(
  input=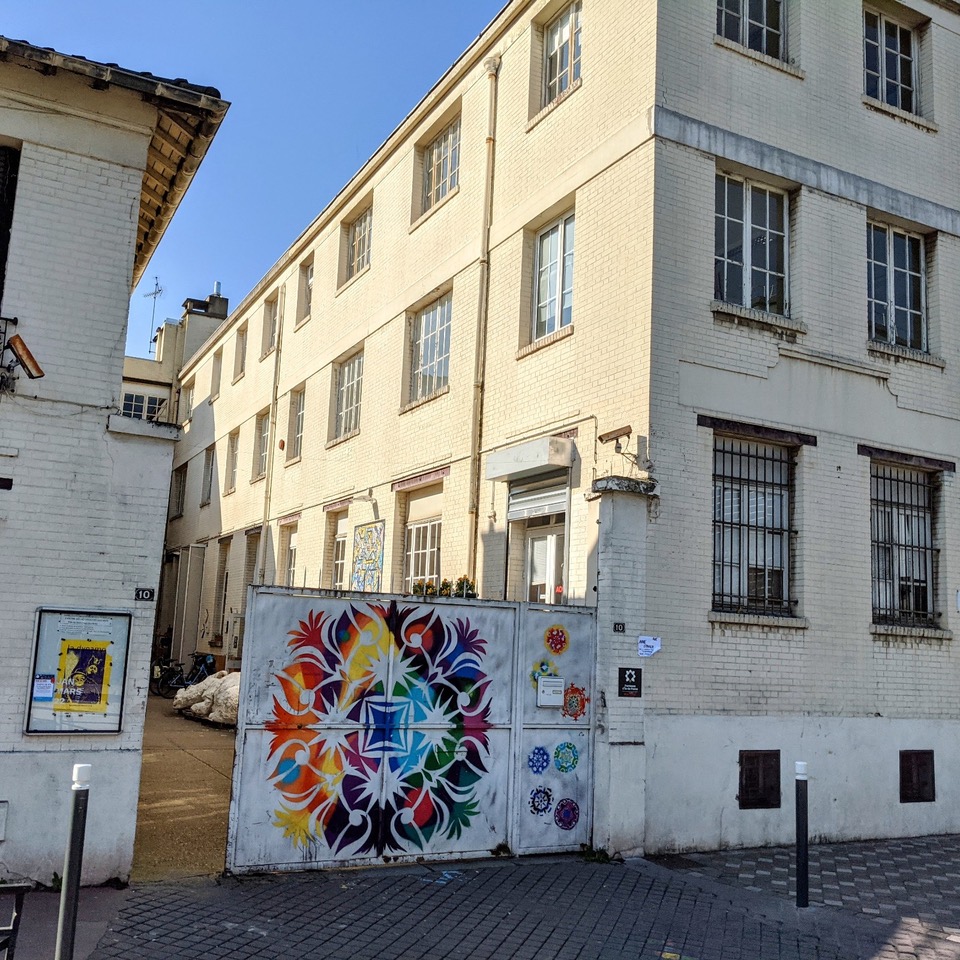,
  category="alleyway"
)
[132,694,235,881]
